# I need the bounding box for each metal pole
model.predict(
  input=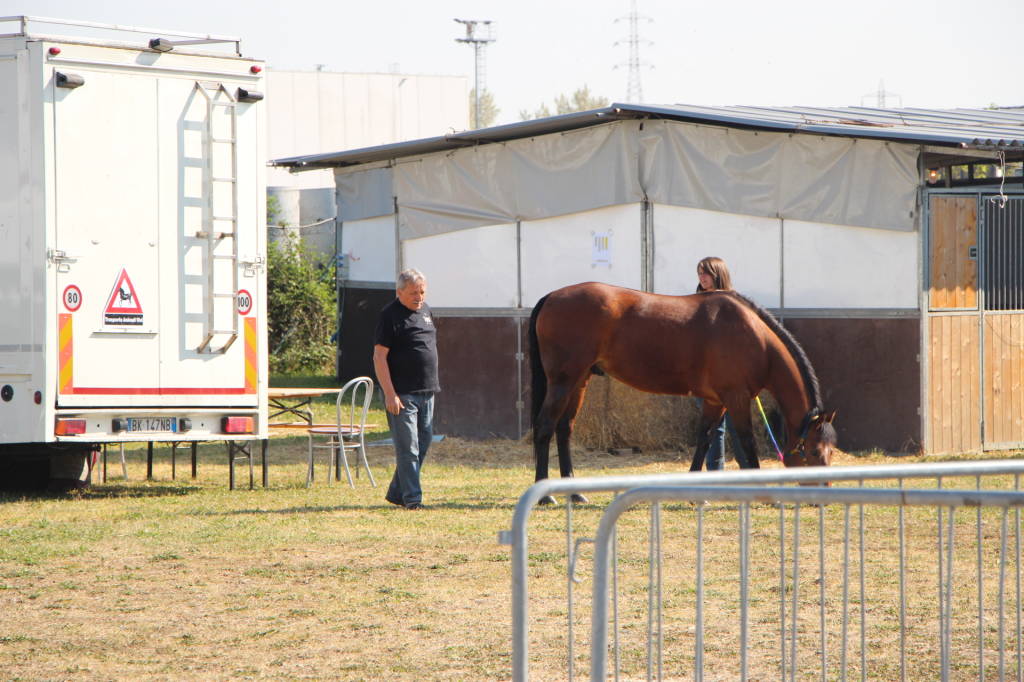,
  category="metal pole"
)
[693,503,702,681]
[740,502,749,682]
[899,479,907,682]
[779,502,787,680]
[790,505,801,682]
[567,500,575,680]
[819,504,827,682]
[473,44,480,129]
